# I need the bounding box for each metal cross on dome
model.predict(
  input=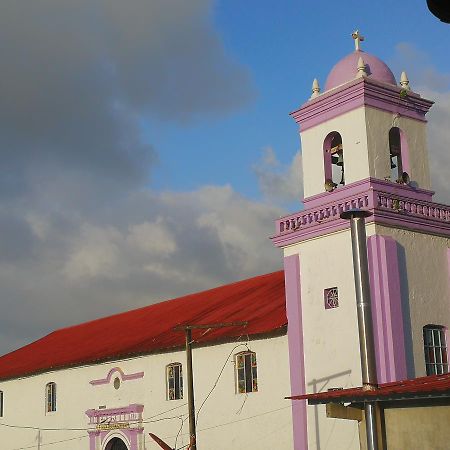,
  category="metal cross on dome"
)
[352,30,365,51]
